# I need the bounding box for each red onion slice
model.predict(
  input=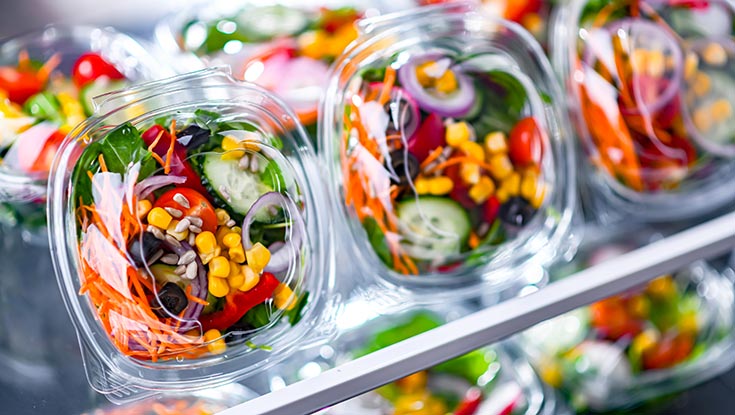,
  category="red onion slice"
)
[160,240,207,332]
[134,175,186,200]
